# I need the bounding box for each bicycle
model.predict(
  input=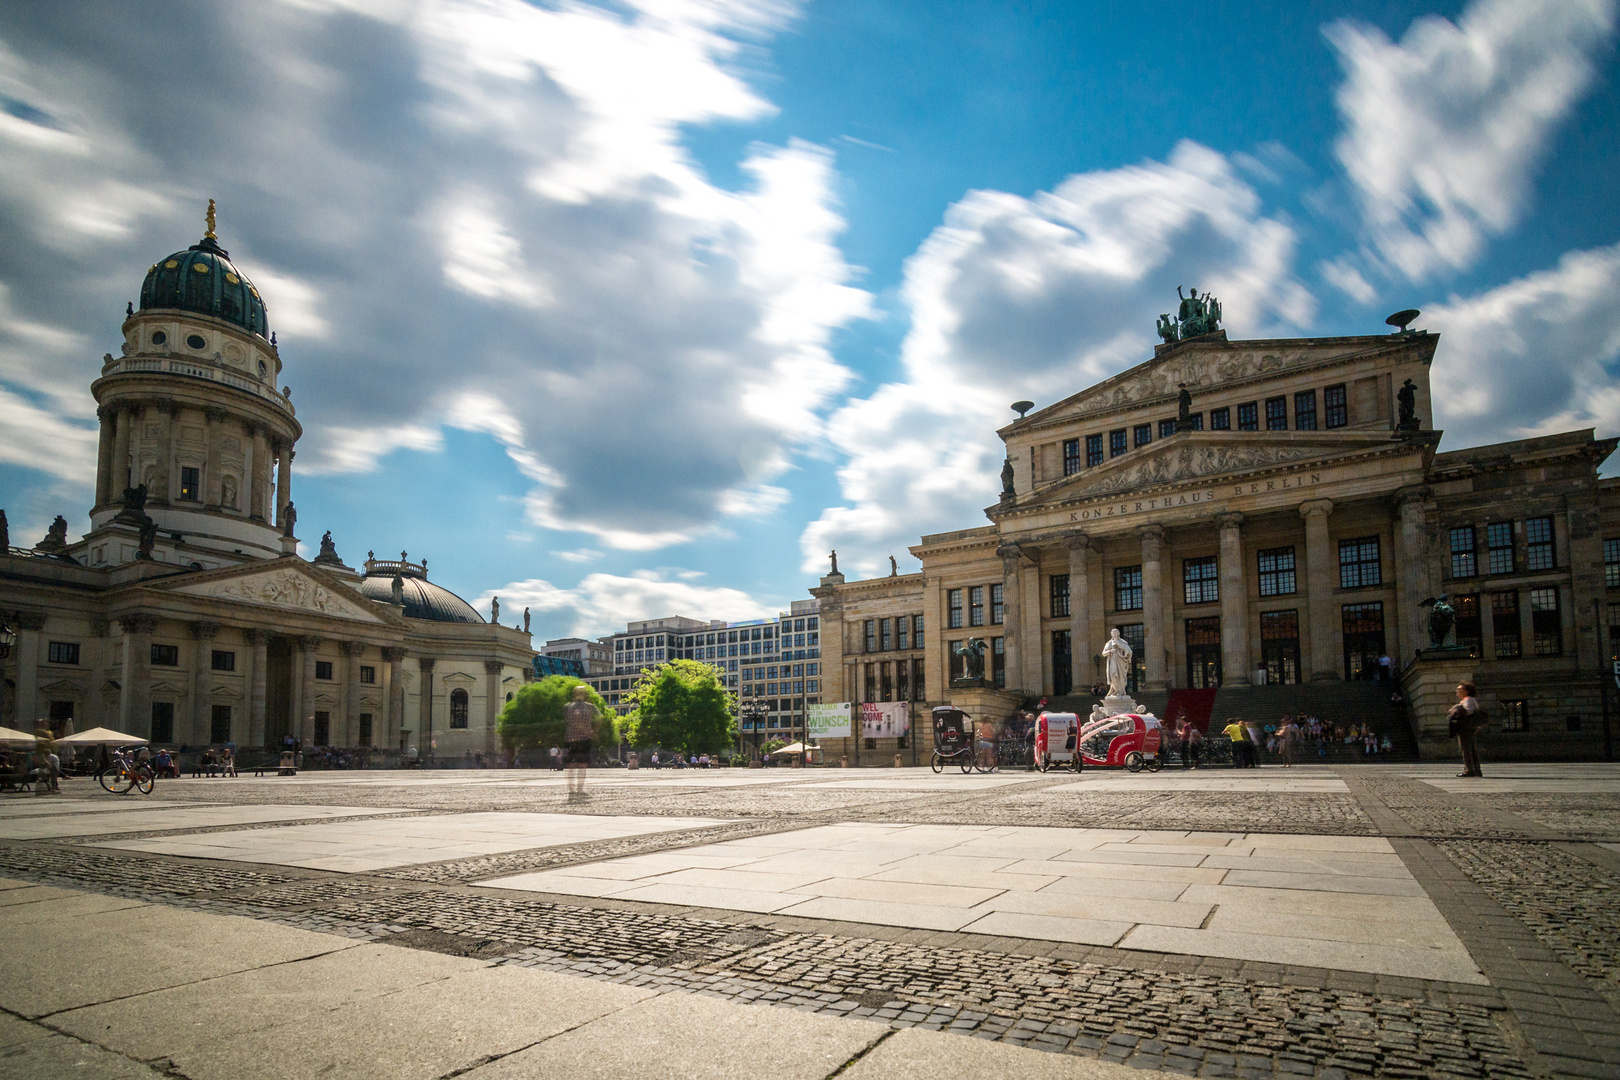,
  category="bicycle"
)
[97,750,155,795]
